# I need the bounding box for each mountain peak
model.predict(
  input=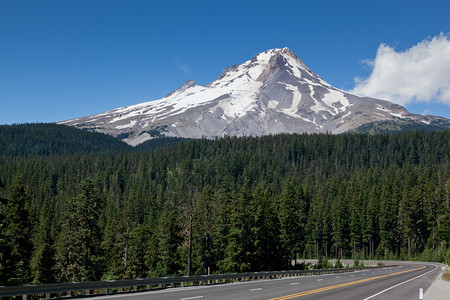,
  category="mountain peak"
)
[254,47,300,61]
[59,47,450,145]
[279,46,296,56]
[166,80,197,97]
[217,65,239,81]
